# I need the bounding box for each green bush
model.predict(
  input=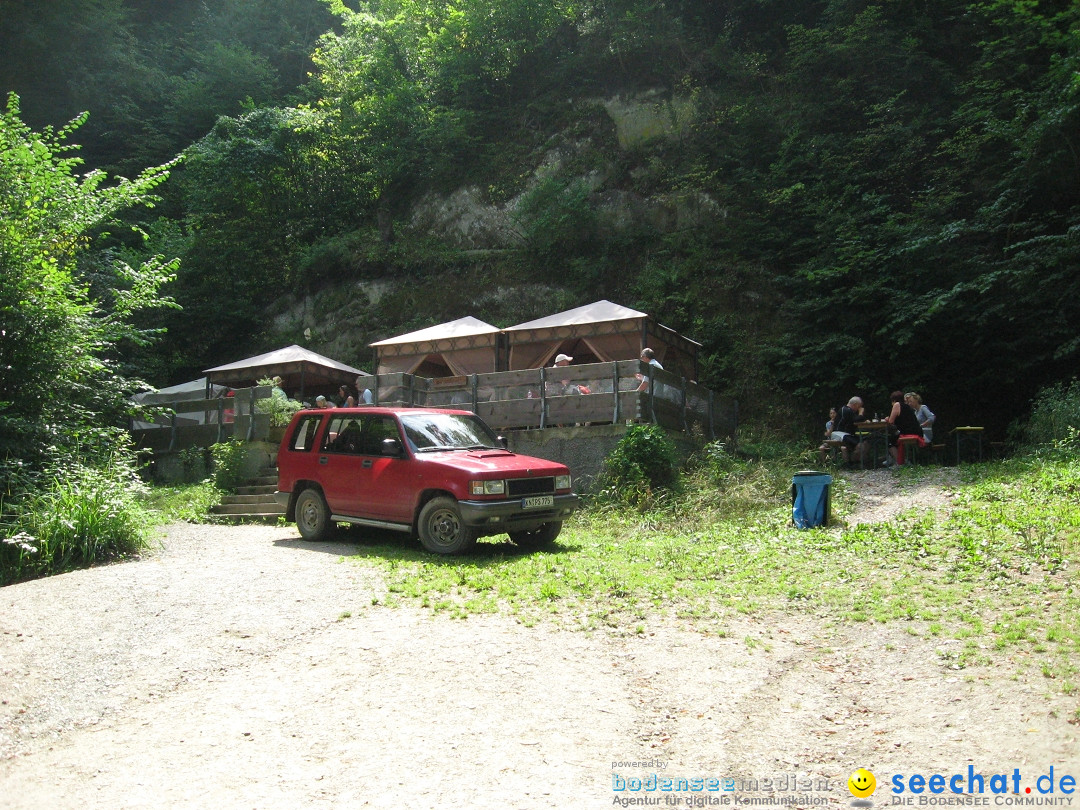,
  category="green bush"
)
[211,440,250,492]
[514,176,598,261]
[0,456,151,585]
[1021,379,1080,452]
[255,377,302,427]
[596,423,680,505]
